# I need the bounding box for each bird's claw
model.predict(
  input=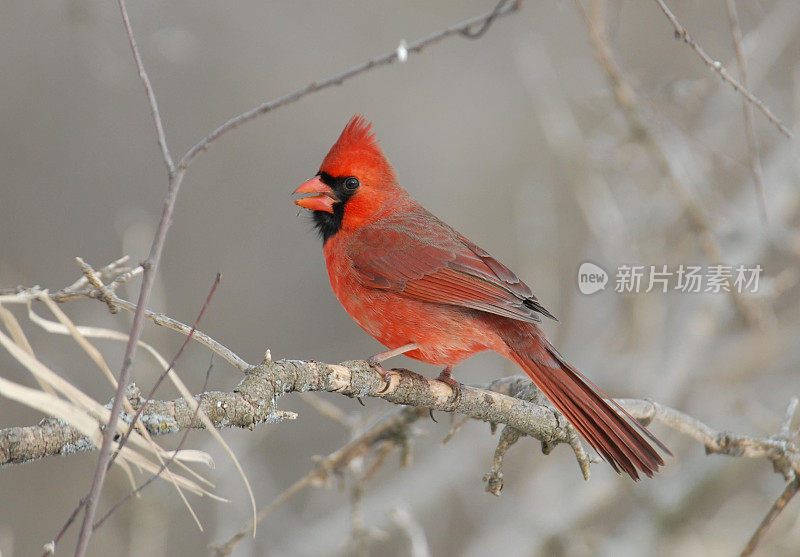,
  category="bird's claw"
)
[368,360,405,395]
[367,359,392,381]
[436,370,462,405]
